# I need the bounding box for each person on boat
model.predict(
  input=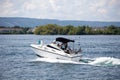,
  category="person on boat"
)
[57,43,60,47]
[61,42,68,50]
[64,43,68,50]
[62,43,75,54]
